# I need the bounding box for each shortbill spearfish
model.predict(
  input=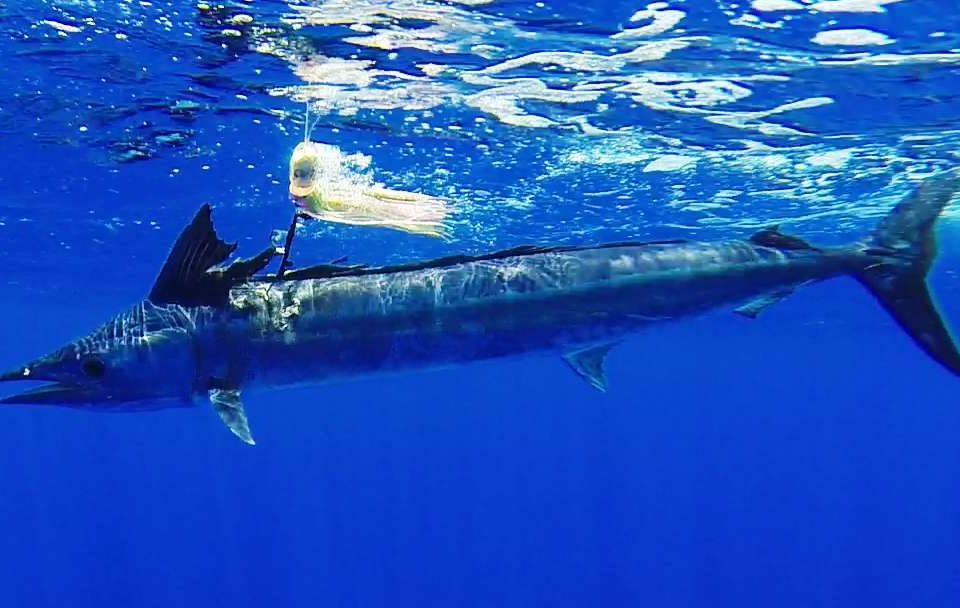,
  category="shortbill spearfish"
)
[2,170,958,444]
